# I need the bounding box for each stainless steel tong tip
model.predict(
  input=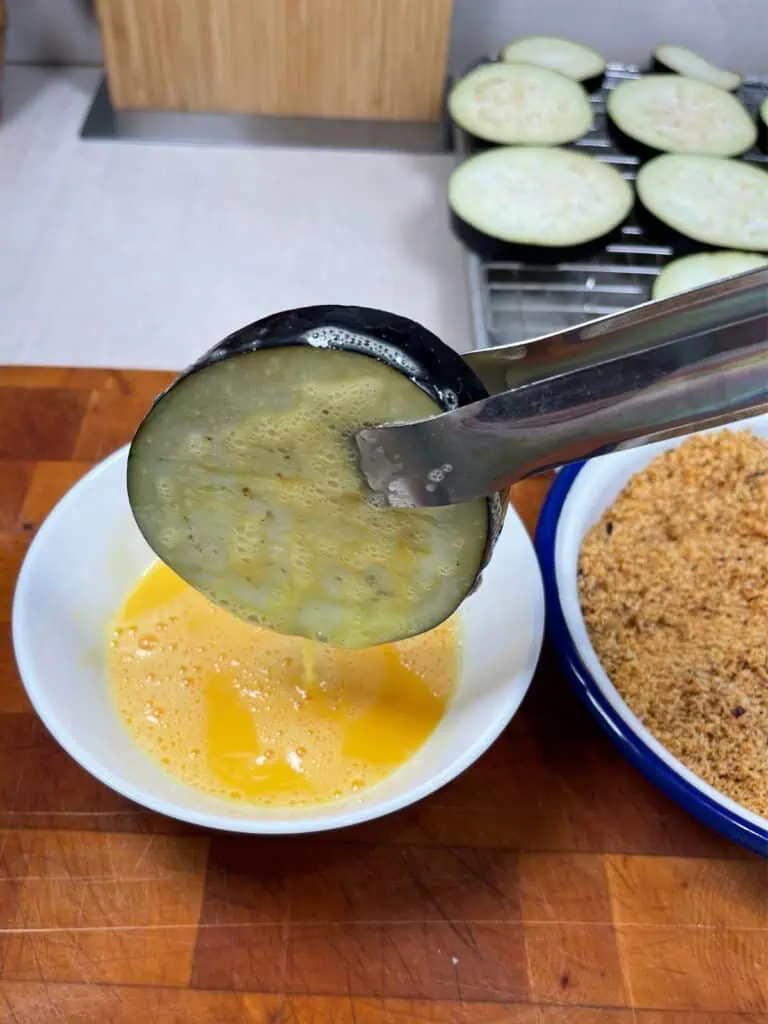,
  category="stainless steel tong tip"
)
[356,267,768,509]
